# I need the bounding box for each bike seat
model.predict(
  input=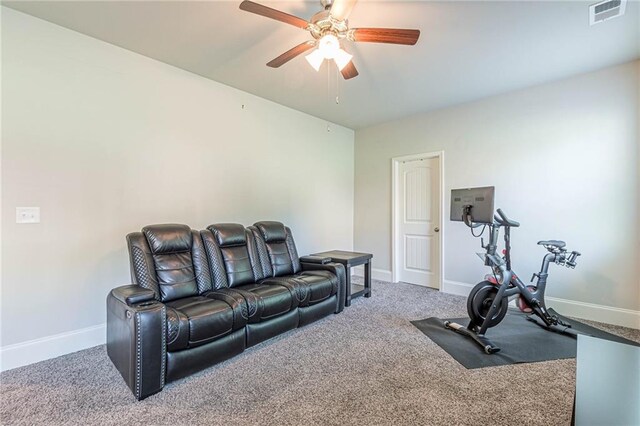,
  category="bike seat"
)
[537,240,566,249]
